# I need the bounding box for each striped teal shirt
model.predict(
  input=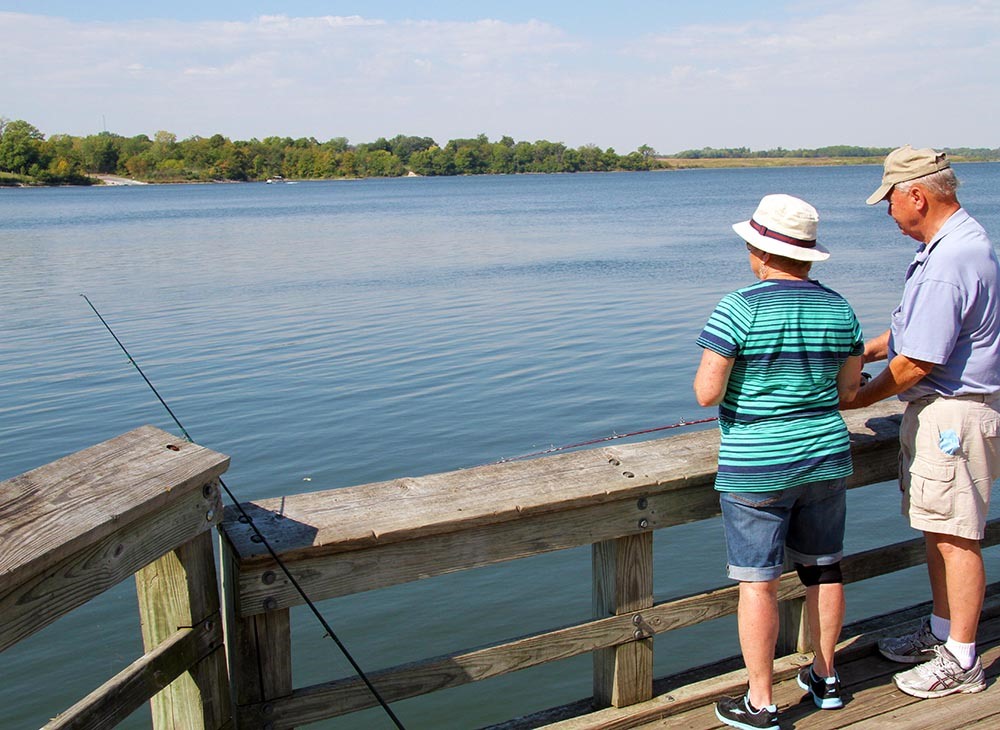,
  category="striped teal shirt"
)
[697,279,864,492]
